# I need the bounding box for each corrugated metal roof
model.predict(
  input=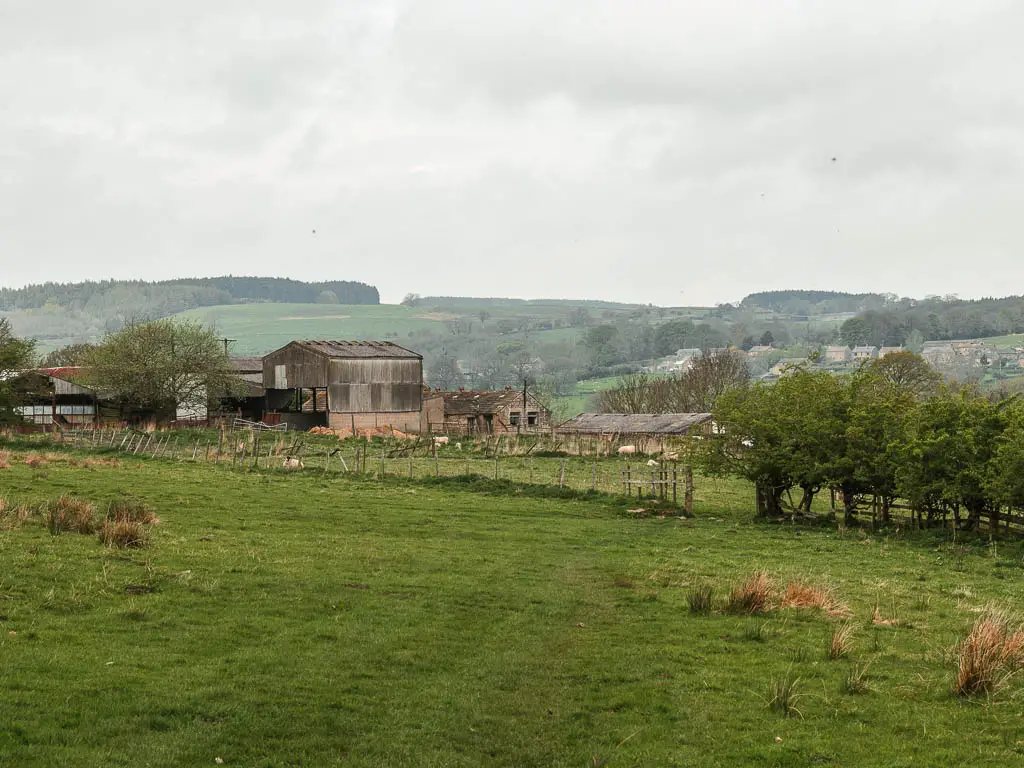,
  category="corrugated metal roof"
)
[557,412,712,435]
[230,356,264,372]
[286,340,422,359]
[441,390,529,415]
